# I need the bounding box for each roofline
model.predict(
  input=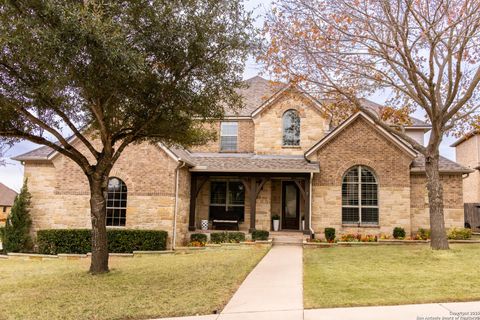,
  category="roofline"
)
[410,168,474,174]
[450,130,479,147]
[157,143,196,167]
[305,111,417,158]
[189,167,320,173]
